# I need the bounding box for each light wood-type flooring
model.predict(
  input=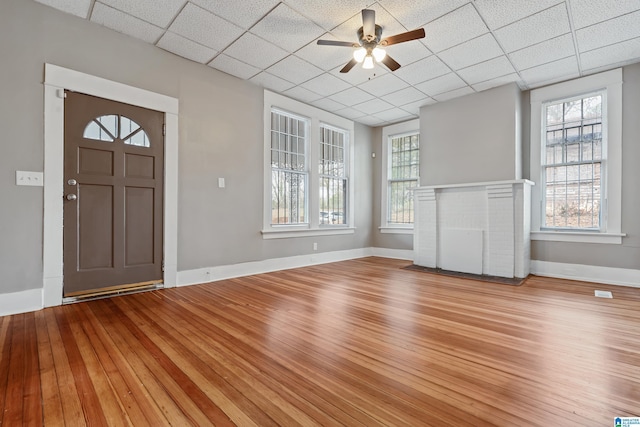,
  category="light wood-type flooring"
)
[1,257,639,426]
